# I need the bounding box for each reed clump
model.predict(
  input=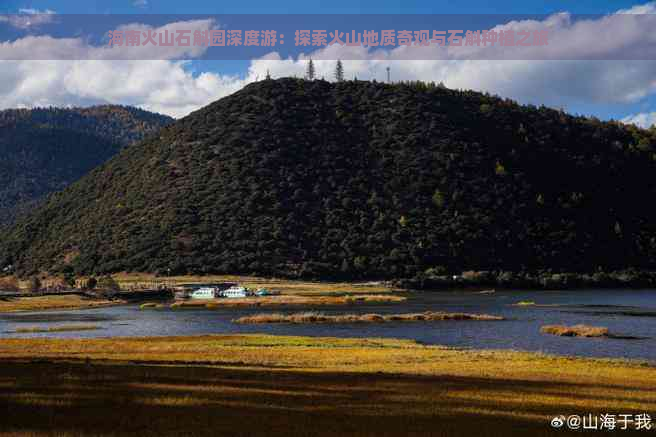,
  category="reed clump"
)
[540,324,609,337]
[12,325,100,334]
[234,311,504,324]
